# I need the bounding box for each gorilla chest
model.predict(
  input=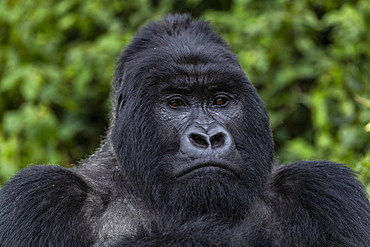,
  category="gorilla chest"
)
[94,198,150,246]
